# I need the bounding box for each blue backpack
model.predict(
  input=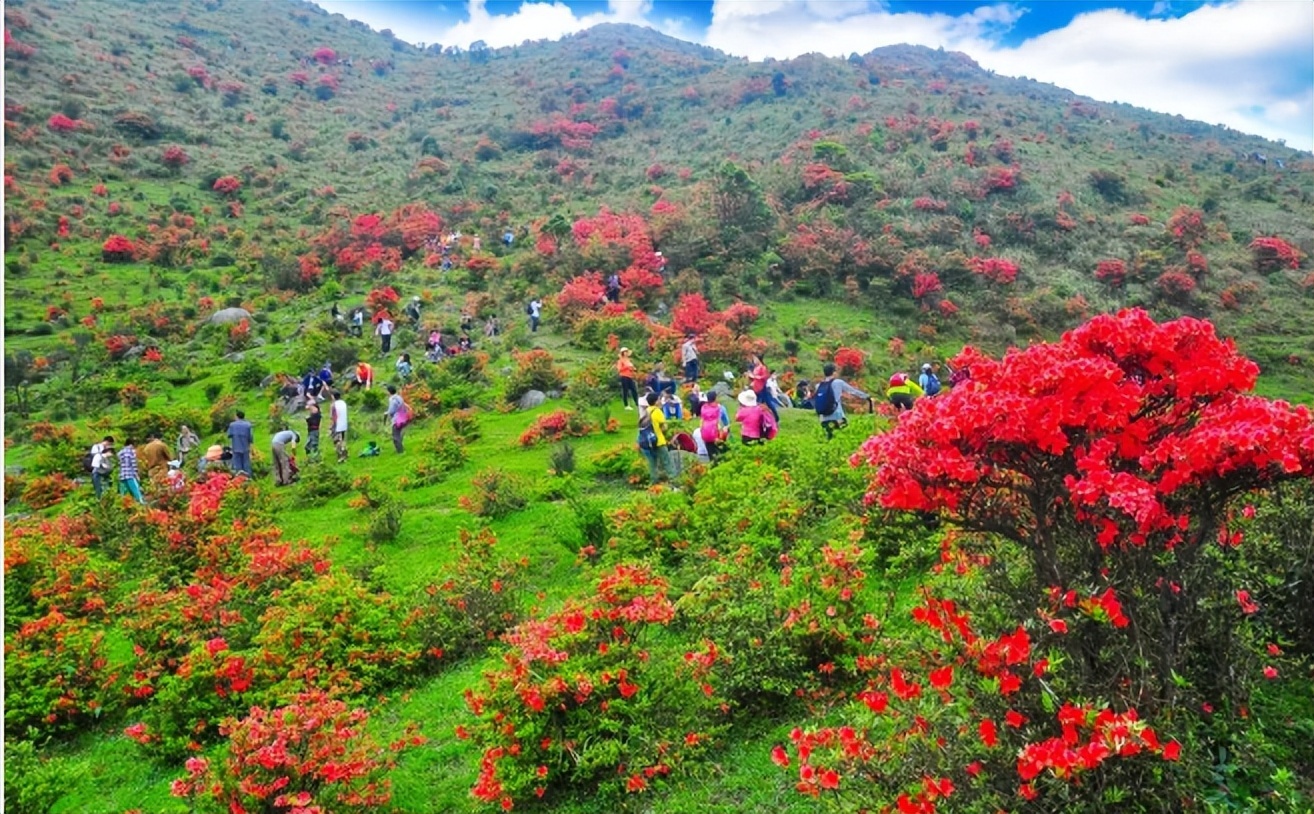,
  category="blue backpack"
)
[922,373,942,396]
[813,379,837,416]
